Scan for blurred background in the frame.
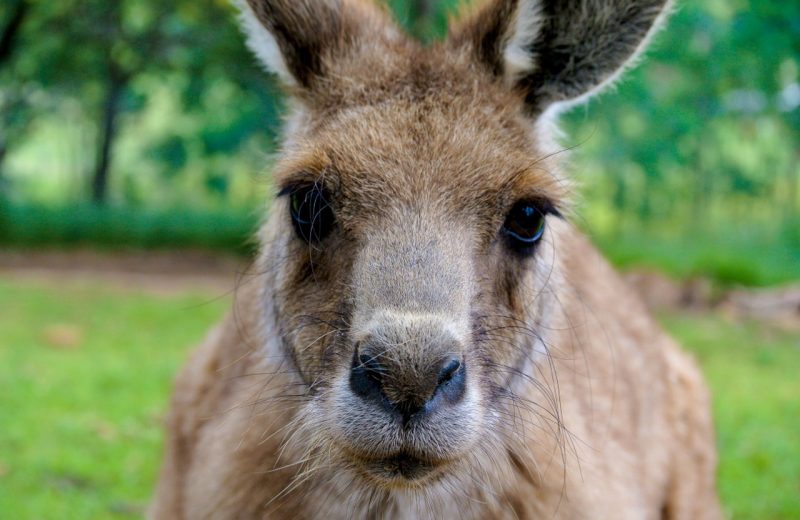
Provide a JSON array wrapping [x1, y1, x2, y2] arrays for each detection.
[[0, 0, 797, 518]]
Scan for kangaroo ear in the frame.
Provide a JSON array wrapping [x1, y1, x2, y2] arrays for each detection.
[[237, 0, 400, 90], [449, 0, 671, 114]]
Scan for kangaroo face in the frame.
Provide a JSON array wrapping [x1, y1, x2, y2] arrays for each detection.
[[263, 71, 566, 484], [242, 0, 669, 488]]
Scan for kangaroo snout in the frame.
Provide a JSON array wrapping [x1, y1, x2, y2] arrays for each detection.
[[350, 317, 467, 425]]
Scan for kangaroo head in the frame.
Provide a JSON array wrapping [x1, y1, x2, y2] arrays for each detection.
[[240, 0, 669, 488]]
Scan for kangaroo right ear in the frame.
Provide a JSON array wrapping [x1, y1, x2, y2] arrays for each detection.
[[449, 0, 671, 114], [237, 0, 401, 91]]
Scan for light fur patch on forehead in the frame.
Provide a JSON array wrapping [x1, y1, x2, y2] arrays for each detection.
[[271, 107, 572, 216], [272, 147, 335, 190]]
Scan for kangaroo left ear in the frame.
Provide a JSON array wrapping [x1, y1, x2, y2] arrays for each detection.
[[448, 0, 671, 114], [237, 0, 402, 93]]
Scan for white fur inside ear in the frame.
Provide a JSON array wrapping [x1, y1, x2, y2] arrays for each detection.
[[502, 0, 543, 81], [235, 0, 297, 86]]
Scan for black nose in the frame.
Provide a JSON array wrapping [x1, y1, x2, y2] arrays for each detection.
[[350, 351, 466, 424]]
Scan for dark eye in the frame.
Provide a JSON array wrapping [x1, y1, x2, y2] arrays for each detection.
[[502, 201, 546, 251], [287, 184, 335, 243]]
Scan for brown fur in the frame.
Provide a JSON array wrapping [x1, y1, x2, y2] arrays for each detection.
[[151, 1, 722, 518]]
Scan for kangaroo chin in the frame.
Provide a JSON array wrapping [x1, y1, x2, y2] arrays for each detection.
[[150, 1, 723, 518]]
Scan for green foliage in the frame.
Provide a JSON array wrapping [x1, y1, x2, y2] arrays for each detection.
[[1, 0, 281, 203], [0, 280, 798, 518], [0, 202, 258, 254], [386, 0, 461, 41], [0, 0, 797, 286], [593, 225, 800, 287], [564, 1, 800, 245]]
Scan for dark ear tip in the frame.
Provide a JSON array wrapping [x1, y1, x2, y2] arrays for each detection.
[[448, 0, 671, 112]]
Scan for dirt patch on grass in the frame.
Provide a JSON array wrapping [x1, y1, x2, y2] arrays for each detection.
[[0, 248, 251, 296], [625, 269, 800, 330], [1, 249, 797, 328]]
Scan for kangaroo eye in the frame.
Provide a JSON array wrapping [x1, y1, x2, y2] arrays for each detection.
[[287, 184, 335, 243], [502, 201, 546, 251]]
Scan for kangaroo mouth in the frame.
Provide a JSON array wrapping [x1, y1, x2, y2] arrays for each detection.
[[351, 450, 448, 484]]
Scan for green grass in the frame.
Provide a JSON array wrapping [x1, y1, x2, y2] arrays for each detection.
[[0, 278, 798, 518], [660, 313, 800, 519], [0, 278, 228, 518]]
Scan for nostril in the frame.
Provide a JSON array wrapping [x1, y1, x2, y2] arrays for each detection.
[[350, 350, 385, 399], [437, 357, 461, 385], [358, 354, 384, 383], [435, 356, 466, 406]]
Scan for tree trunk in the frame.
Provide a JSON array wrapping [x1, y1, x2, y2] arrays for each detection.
[[612, 174, 627, 233], [789, 152, 799, 215], [409, 0, 432, 41], [91, 68, 125, 203], [0, 0, 29, 188], [0, 0, 28, 66], [0, 141, 7, 194]]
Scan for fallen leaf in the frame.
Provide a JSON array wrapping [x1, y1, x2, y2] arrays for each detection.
[[42, 324, 83, 350]]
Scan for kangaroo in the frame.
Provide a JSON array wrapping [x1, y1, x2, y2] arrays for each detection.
[[151, 0, 722, 518]]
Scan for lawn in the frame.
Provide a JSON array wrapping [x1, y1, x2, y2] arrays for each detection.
[[0, 277, 798, 519]]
